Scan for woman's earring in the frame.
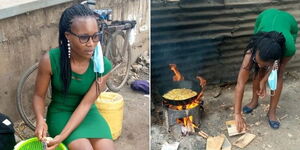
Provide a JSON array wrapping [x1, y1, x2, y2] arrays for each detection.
[[67, 40, 71, 59]]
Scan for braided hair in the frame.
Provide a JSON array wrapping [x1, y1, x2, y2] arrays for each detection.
[[244, 31, 285, 75], [58, 4, 96, 94]]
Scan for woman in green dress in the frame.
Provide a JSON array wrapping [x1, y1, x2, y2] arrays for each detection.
[[234, 8, 298, 131], [32, 4, 115, 150]]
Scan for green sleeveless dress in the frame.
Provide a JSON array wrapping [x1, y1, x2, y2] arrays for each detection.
[[46, 48, 112, 146], [254, 8, 298, 57]]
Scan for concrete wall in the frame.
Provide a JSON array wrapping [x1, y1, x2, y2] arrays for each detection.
[[0, 0, 149, 121]]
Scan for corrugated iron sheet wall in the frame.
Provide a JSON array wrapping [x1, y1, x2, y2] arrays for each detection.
[[151, 0, 300, 88]]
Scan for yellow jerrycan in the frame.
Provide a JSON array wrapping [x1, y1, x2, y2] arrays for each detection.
[[96, 92, 124, 140]]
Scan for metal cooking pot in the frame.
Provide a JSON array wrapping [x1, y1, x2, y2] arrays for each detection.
[[160, 79, 202, 106]]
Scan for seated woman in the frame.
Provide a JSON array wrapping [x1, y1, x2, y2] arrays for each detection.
[[234, 8, 298, 131], [32, 4, 115, 150]]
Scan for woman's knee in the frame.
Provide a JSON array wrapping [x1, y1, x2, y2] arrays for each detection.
[[68, 138, 93, 150], [90, 138, 115, 150]]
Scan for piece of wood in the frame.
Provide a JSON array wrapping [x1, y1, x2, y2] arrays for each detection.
[[225, 120, 246, 136], [200, 131, 209, 137], [233, 133, 256, 148], [280, 114, 288, 120], [206, 135, 225, 150], [221, 134, 231, 150], [198, 130, 209, 139], [198, 132, 208, 139]]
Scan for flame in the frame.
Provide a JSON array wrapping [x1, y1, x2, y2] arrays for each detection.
[[169, 64, 184, 81], [166, 64, 207, 111], [196, 76, 206, 89], [169, 76, 206, 110], [168, 98, 201, 110], [176, 116, 198, 133], [167, 91, 203, 110]]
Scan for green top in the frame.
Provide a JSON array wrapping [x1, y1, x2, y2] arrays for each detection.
[[254, 8, 298, 57]]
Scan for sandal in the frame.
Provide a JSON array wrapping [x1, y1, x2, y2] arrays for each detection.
[[242, 103, 259, 114], [267, 114, 280, 129]]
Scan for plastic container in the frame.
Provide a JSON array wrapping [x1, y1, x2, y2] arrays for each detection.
[[96, 92, 124, 140], [14, 137, 67, 150]]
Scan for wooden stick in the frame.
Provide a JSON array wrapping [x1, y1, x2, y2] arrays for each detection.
[[280, 114, 288, 120], [198, 130, 209, 138]]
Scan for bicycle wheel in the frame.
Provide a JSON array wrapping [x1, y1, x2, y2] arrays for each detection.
[[105, 30, 131, 92], [16, 63, 51, 130]]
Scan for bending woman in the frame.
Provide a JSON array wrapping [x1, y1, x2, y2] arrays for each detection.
[[32, 4, 115, 150], [234, 8, 298, 131]]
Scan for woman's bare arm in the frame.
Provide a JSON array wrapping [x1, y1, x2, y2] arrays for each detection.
[[234, 53, 251, 132], [234, 54, 251, 114], [32, 53, 52, 139]]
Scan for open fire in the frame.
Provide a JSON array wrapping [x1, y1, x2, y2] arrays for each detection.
[[164, 64, 206, 111], [176, 116, 198, 135], [162, 64, 206, 134], [170, 64, 184, 81]]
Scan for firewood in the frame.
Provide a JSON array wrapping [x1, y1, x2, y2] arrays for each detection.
[[221, 134, 232, 150], [206, 135, 225, 150], [225, 120, 246, 136], [233, 133, 256, 148], [198, 131, 209, 139]]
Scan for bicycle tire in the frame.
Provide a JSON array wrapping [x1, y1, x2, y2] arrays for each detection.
[[105, 30, 131, 92], [16, 63, 39, 130]]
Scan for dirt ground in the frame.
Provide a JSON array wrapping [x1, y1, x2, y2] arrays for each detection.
[[151, 71, 300, 150], [114, 84, 149, 150]]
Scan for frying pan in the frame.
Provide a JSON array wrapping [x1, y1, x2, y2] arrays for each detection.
[[160, 79, 202, 106]]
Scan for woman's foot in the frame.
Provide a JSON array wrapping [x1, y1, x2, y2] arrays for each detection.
[[243, 101, 259, 114], [267, 112, 280, 129]]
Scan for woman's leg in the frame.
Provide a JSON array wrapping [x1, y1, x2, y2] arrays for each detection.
[[68, 138, 93, 150], [90, 138, 115, 150], [268, 57, 292, 121]]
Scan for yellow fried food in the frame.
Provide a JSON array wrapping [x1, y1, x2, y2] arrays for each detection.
[[163, 88, 197, 100]]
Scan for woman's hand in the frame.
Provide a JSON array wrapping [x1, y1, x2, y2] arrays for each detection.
[[46, 135, 63, 150], [235, 114, 246, 132], [256, 80, 266, 98], [35, 120, 48, 141]]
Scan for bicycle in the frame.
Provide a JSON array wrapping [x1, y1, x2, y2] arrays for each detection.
[[16, 0, 136, 130]]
